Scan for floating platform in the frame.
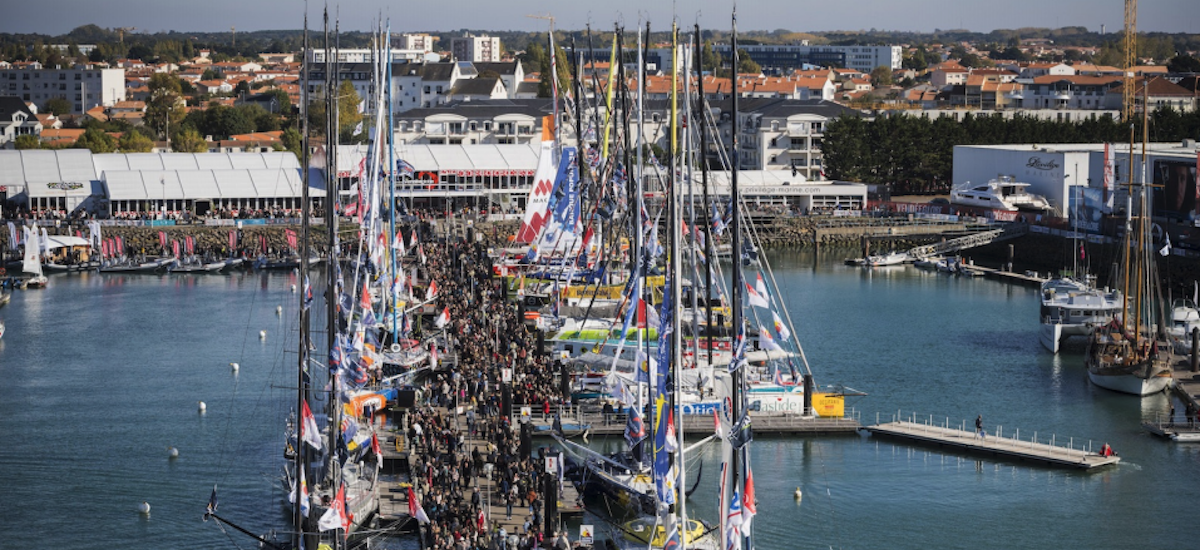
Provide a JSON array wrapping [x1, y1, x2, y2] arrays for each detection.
[[1142, 421, 1200, 442], [864, 420, 1119, 469], [527, 410, 860, 437]]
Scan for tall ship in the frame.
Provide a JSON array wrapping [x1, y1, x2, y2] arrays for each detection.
[[1082, 103, 1175, 396]]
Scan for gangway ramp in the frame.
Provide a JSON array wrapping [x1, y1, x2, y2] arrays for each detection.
[[908, 223, 1028, 260]]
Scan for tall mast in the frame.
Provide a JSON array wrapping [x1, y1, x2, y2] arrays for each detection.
[[294, 9, 311, 548], [324, 9, 342, 487], [386, 21, 398, 339], [669, 20, 688, 537], [695, 24, 713, 367], [728, 10, 750, 550]]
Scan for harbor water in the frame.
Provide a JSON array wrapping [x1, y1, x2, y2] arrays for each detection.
[[0, 252, 1197, 549]]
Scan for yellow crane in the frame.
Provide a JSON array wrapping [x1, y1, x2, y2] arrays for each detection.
[[1122, 0, 1137, 122]]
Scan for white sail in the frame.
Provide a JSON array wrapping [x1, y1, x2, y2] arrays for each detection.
[[23, 227, 42, 276]]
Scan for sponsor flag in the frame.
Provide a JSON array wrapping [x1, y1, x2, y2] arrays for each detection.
[[434, 306, 450, 329], [665, 409, 678, 453], [624, 404, 646, 447], [393, 229, 404, 250], [407, 486, 430, 523], [396, 159, 416, 177], [745, 282, 768, 309], [743, 467, 757, 531], [289, 465, 310, 517], [317, 482, 350, 535], [353, 121, 364, 136], [172, 240, 180, 258], [755, 273, 771, 305], [426, 280, 438, 301], [301, 400, 324, 450], [371, 432, 383, 470], [772, 311, 790, 342], [303, 276, 314, 310], [228, 230, 236, 252], [759, 325, 782, 351], [724, 489, 743, 550], [159, 231, 167, 249]]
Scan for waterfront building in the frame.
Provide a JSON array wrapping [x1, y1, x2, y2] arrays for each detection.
[[717, 98, 860, 177], [952, 141, 1200, 227], [306, 60, 523, 114], [394, 99, 553, 146], [0, 150, 316, 217], [0, 62, 126, 114]]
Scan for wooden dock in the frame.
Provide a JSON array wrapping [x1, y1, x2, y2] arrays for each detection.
[[864, 417, 1119, 469]]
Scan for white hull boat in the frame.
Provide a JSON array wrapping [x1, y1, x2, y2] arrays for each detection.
[[951, 175, 1053, 212]]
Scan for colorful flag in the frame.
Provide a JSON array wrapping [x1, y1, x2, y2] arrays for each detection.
[[303, 276, 313, 310], [743, 467, 757, 531], [396, 159, 416, 177], [371, 432, 383, 470], [772, 311, 790, 342], [745, 281, 769, 308], [755, 272, 771, 305], [407, 486, 430, 524], [624, 405, 646, 447], [426, 280, 438, 301], [434, 306, 450, 329], [289, 465, 310, 517], [317, 482, 349, 534], [665, 409, 678, 454], [301, 400, 324, 450], [759, 325, 782, 351]]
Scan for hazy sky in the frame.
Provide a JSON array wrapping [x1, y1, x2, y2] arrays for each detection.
[[3, 0, 1196, 36]]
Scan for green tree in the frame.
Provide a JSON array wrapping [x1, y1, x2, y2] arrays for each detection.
[[117, 131, 154, 152], [335, 80, 363, 143], [13, 134, 41, 150], [172, 127, 208, 152], [281, 126, 303, 160], [74, 127, 116, 153], [902, 47, 928, 70], [145, 73, 187, 140], [869, 65, 893, 87], [736, 49, 761, 75], [234, 80, 250, 95], [701, 41, 719, 73], [127, 43, 154, 61], [45, 96, 73, 116], [1167, 54, 1200, 73]]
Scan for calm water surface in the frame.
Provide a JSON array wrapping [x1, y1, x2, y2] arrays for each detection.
[[1, 252, 1198, 549]]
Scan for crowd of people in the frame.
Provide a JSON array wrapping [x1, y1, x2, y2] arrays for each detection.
[[399, 237, 576, 550]]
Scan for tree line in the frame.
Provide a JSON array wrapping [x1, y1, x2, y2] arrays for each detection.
[[823, 108, 1200, 195]]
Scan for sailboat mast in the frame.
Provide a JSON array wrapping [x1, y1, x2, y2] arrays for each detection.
[[669, 20, 691, 539], [386, 22, 398, 338], [294, 9, 311, 548], [325, 11, 342, 488], [1133, 80, 1150, 350], [695, 25, 714, 367], [729, 10, 752, 550]]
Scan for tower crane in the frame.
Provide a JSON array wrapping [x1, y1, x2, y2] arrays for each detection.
[[1122, 0, 1137, 122]]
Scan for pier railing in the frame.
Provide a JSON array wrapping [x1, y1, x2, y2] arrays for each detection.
[[877, 410, 1103, 456]]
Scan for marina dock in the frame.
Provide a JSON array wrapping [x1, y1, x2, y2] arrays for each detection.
[[525, 406, 861, 437], [864, 413, 1119, 469], [376, 406, 583, 533]]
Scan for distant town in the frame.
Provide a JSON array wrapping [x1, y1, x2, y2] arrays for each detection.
[[0, 24, 1197, 196]]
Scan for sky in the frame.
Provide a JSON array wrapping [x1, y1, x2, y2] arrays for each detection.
[[2, 0, 1197, 36]]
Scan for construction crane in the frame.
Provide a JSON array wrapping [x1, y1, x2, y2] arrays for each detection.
[[1122, 0, 1137, 122], [526, 13, 556, 34]]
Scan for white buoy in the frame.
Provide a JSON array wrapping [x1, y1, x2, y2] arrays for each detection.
[[138, 501, 151, 514], [168, 446, 179, 459], [290, 284, 296, 293], [276, 305, 283, 315], [794, 488, 803, 502], [198, 401, 206, 413], [230, 362, 239, 372], [259, 330, 267, 340]]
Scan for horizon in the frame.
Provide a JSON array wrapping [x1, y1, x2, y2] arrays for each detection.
[[2, 0, 1197, 37]]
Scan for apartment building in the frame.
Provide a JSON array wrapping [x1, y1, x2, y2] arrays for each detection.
[[713, 44, 902, 73], [0, 63, 126, 113], [451, 34, 502, 63], [718, 98, 860, 178]]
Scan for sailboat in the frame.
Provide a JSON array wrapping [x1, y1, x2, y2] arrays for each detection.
[[21, 226, 47, 288], [1082, 90, 1175, 396]]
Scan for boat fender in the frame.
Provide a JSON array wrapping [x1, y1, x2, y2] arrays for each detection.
[[391, 343, 402, 353]]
